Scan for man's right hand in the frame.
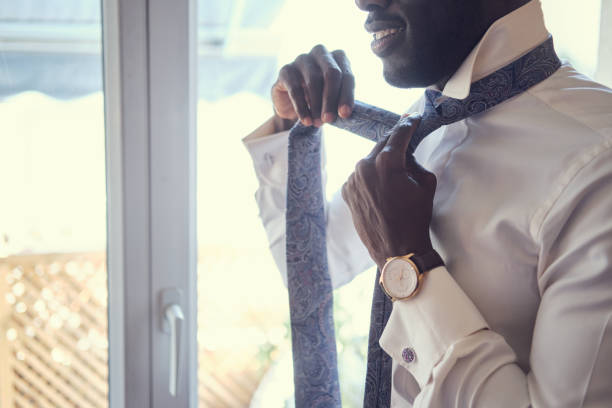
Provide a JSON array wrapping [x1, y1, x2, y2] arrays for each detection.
[[271, 44, 355, 132]]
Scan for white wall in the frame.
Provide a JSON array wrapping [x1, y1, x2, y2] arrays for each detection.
[[596, 0, 612, 87]]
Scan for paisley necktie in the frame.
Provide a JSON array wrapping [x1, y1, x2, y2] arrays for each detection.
[[285, 36, 561, 408]]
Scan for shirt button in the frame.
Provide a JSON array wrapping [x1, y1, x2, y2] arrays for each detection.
[[402, 347, 416, 364], [263, 153, 274, 166]]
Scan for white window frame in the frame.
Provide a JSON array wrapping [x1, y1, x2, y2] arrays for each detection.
[[103, 0, 198, 406]]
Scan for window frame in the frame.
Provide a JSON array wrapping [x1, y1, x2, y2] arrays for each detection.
[[103, 0, 198, 406]]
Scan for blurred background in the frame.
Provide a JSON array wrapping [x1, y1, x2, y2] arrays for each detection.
[[0, 0, 609, 407]]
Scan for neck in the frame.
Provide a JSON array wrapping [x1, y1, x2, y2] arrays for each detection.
[[435, 74, 452, 93], [434, 0, 532, 92]]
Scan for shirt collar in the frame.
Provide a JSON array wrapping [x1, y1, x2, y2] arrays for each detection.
[[439, 0, 551, 100]]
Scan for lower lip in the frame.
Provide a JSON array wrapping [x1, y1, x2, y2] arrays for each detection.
[[371, 30, 405, 57]]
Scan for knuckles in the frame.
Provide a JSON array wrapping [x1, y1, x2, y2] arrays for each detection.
[[274, 44, 355, 123], [331, 49, 346, 59], [341, 181, 349, 201], [279, 64, 299, 84], [280, 45, 354, 90], [374, 149, 396, 170], [305, 71, 323, 87], [311, 44, 327, 55], [294, 53, 311, 65], [278, 64, 292, 77], [342, 73, 355, 87], [323, 67, 342, 84], [355, 158, 372, 175], [342, 175, 358, 204]]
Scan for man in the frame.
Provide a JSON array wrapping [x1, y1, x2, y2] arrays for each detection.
[[244, 0, 612, 406]]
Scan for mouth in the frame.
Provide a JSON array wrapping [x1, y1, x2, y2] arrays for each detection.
[[370, 26, 405, 57], [372, 27, 404, 41]]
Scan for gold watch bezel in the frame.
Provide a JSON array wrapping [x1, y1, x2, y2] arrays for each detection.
[[379, 253, 424, 301]]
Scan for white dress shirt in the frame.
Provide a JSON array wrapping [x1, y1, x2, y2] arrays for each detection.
[[243, 1, 612, 406]]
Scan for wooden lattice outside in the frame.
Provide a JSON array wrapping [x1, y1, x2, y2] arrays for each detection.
[[0, 252, 274, 408]]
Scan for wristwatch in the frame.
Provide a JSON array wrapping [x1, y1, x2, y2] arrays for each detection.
[[379, 250, 444, 301]]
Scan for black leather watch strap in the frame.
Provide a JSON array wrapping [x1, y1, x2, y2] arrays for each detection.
[[411, 249, 444, 274]]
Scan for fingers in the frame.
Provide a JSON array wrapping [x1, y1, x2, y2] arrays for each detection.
[[331, 50, 355, 119], [358, 113, 435, 189], [341, 179, 350, 203], [274, 44, 355, 128], [310, 45, 341, 124], [382, 114, 422, 168], [341, 174, 356, 207], [405, 154, 437, 190], [294, 53, 324, 127], [277, 64, 312, 126], [365, 137, 388, 161]]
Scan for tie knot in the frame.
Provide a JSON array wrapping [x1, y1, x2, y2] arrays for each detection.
[[425, 88, 443, 107]]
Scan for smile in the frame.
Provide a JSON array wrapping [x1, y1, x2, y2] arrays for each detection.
[[372, 27, 404, 41], [370, 27, 405, 57]]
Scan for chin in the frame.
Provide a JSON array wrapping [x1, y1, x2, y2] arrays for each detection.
[[382, 53, 449, 89], [383, 63, 444, 88]]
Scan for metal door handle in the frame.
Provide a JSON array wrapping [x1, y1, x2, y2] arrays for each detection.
[[163, 303, 184, 396]]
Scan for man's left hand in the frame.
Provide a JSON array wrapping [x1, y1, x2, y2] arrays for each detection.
[[341, 115, 437, 269]]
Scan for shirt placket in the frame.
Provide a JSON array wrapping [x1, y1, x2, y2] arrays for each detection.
[[422, 120, 470, 180]]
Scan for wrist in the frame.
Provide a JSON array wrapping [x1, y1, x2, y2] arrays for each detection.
[[379, 249, 444, 301], [396, 240, 434, 260], [378, 240, 434, 269]]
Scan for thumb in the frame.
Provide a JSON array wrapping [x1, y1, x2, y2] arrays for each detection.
[[385, 113, 422, 167]]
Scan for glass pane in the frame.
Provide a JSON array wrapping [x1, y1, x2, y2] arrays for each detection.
[[0, 1, 108, 406], [196, 1, 420, 407]]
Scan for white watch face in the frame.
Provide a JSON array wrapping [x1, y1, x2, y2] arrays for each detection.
[[382, 258, 419, 299]]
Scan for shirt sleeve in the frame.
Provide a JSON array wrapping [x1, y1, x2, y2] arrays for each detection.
[[242, 118, 374, 289], [380, 142, 612, 407]]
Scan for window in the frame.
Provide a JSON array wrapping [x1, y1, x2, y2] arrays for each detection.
[[0, 1, 108, 406], [0, 0, 607, 407]]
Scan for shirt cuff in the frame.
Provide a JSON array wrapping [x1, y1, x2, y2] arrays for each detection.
[[379, 266, 489, 387], [242, 118, 290, 186], [243, 116, 278, 142]]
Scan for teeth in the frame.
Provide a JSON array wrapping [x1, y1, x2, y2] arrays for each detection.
[[373, 28, 402, 41]]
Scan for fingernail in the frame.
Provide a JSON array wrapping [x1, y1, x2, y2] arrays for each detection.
[[322, 112, 335, 123], [302, 117, 312, 126], [398, 112, 421, 127], [314, 118, 323, 128], [401, 111, 421, 121], [339, 105, 352, 118]]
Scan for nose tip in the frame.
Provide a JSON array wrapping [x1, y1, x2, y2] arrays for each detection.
[[355, 0, 390, 12]]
